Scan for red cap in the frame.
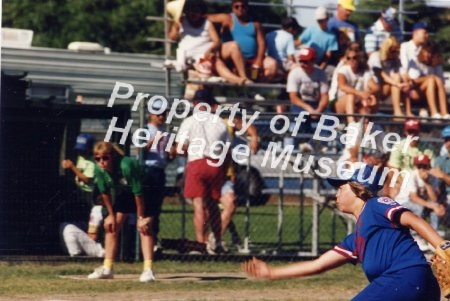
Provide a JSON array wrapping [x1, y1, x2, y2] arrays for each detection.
[[298, 47, 317, 61], [414, 154, 431, 166], [404, 119, 420, 131]]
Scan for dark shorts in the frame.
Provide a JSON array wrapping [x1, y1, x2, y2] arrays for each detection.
[[184, 158, 225, 200], [353, 265, 440, 301], [113, 190, 136, 214]]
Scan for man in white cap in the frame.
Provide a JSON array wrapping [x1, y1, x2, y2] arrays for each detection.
[[297, 6, 338, 70], [364, 7, 403, 55]]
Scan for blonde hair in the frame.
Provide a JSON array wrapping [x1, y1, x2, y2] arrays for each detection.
[[93, 141, 125, 157], [380, 36, 400, 62]]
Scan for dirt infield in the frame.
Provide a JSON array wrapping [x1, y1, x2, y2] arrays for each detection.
[[1, 272, 359, 301]]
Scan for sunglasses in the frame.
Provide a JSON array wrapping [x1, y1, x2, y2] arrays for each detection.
[[347, 56, 358, 60], [417, 164, 430, 169], [233, 4, 247, 9], [94, 155, 111, 162]]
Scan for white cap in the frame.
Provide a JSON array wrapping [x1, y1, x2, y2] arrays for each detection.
[[314, 6, 328, 20], [151, 99, 164, 110]]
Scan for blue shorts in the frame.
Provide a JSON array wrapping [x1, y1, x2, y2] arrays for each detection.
[[353, 265, 440, 301]]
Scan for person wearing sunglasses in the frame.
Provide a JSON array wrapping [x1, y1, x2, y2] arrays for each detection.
[[168, 0, 252, 86], [208, 0, 277, 82], [386, 119, 435, 198], [88, 142, 156, 282]]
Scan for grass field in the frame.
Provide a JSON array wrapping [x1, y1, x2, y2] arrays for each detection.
[[0, 260, 368, 300]]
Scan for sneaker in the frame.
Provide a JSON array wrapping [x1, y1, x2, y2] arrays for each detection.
[[299, 142, 313, 153], [432, 113, 442, 119], [419, 108, 429, 118], [443, 114, 450, 120], [139, 268, 155, 283], [88, 266, 113, 279], [254, 93, 265, 101]]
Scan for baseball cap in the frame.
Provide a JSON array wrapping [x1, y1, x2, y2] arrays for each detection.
[[413, 154, 431, 166], [327, 164, 384, 193], [363, 147, 388, 160], [404, 119, 420, 131], [412, 21, 428, 32], [315, 6, 328, 20], [338, 0, 355, 11], [74, 133, 95, 152], [298, 47, 317, 61], [382, 7, 396, 22], [151, 99, 165, 111], [442, 125, 450, 139], [193, 89, 217, 105]]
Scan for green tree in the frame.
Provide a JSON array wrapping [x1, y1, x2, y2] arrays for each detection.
[[2, 0, 165, 53]]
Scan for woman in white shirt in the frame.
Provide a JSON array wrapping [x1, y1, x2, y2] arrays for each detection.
[[368, 36, 412, 118], [169, 0, 251, 85], [334, 48, 379, 124]]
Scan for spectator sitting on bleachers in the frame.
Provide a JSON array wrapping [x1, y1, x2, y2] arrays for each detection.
[[297, 6, 338, 71], [327, 0, 360, 66], [265, 17, 301, 75], [334, 48, 379, 124], [386, 119, 435, 198], [169, 0, 252, 85], [328, 41, 361, 102], [364, 7, 403, 56], [337, 109, 386, 165], [368, 36, 412, 118], [407, 41, 449, 120], [394, 155, 445, 251], [399, 21, 429, 112], [208, 0, 277, 82], [286, 47, 329, 152]]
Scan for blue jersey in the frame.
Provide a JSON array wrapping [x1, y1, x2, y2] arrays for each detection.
[[333, 196, 428, 282]]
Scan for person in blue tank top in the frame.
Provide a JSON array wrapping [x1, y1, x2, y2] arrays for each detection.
[[243, 164, 445, 301], [208, 0, 277, 82]]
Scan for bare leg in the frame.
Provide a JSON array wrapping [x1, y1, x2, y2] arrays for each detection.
[[435, 75, 448, 115], [220, 41, 248, 79], [390, 74, 403, 116], [215, 57, 247, 84], [206, 199, 222, 244], [220, 191, 237, 237], [192, 197, 207, 243], [140, 231, 154, 262], [103, 213, 127, 260], [335, 94, 357, 124], [420, 76, 439, 116]]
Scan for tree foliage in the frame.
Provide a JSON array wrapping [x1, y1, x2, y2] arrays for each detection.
[[2, 0, 165, 53]]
